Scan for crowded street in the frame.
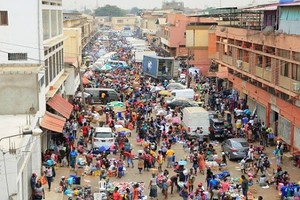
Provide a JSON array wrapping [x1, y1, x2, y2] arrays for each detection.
[[39, 31, 300, 200]]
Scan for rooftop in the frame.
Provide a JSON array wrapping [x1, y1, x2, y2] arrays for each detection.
[[0, 64, 41, 74]]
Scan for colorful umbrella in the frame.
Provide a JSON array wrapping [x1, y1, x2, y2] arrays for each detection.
[[98, 145, 110, 152], [116, 127, 130, 132], [107, 101, 125, 108], [172, 117, 181, 124], [100, 64, 112, 71], [159, 90, 172, 96], [178, 160, 187, 166]]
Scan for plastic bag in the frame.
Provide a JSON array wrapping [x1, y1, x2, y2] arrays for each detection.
[[40, 176, 47, 185]]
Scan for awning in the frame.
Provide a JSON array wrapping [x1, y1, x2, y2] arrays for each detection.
[[47, 94, 73, 118], [46, 72, 69, 98], [40, 112, 66, 133]]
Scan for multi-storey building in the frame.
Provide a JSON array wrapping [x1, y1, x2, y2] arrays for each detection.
[[0, 0, 72, 199], [213, 2, 300, 151], [111, 16, 138, 31], [63, 12, 99, 99]]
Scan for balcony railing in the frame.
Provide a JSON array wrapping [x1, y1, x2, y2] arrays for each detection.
[[222, 55, 233, 65], [279, 76, 300, 93]]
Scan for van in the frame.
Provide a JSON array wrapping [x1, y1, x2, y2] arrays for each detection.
[[107, 59, 130, 69], [171, 89, 195, 99], [92, 127, 114, 148], [182, 107, 210, 140], [84, 88, 120, 104]]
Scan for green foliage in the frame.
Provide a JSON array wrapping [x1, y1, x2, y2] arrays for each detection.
[[94, 5, 127, 17], [129, 7, 142, 15]]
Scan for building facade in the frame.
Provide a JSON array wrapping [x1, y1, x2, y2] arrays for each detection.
[[213, 3, 300, 151], [0, 0, 71, 199], [111, 16, 138, 31]]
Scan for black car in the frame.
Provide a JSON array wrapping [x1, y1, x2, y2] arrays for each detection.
[[166, 98, 199, 109], [209, 118, 226, 139]]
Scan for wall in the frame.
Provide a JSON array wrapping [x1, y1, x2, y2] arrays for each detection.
[[0, 73, 39, 114], [111, 17, 137, 30], [63, 28, 82, 58], [0, 0, 43, 64]]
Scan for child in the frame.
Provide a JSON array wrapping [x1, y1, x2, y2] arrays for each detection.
[[240, 158, 246, 174], [222, 152, 227, 165], [188, 168, 195, 193]]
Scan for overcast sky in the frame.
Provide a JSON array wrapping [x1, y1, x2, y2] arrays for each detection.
[[63, 0, 277, 10]]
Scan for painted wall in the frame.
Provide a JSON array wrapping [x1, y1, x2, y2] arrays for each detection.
[[0, 0, 43, 64], [0, 73, 39, 114]]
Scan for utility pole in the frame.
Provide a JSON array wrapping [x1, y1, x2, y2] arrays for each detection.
[[78, 59, 87, 112]]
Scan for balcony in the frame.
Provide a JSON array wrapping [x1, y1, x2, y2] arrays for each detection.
[[279, 76, 300, 93], [222, 55, 233, 65], [242, 62, 250, 72], [255, 66, 271, 82], [263, 69, 271, 82]]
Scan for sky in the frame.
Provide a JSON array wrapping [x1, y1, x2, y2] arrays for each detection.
[[63, 0, 277, 10]]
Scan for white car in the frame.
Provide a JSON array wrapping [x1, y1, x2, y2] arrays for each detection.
[[92, 127, 114, 148]]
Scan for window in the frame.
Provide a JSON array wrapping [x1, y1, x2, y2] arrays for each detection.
[[0, 11, 8, 25], [8, 53, 27, 60], [281, 62, 289, 77], [256, 55, 263, 67], [292, 64, 300, 81]]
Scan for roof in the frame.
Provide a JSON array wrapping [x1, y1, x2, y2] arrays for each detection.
[[144, 55, 174, 60], [0, 115, 33, 150], [40, 112, 66, 133], [183, 107, 207, 113], [47, 94, 73, 118], [246, 4, 278, 11]]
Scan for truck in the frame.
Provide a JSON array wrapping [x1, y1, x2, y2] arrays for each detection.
[[135, 51, 157, 63], [142, 55, 179, 80], [182, 107, 210, 140]]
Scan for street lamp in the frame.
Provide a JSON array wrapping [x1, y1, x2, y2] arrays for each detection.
[[0, 127, 43, 146]]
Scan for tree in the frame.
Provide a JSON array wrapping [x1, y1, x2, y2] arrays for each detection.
[[129, 7, 141, 15], [94, 5, 126, 17]]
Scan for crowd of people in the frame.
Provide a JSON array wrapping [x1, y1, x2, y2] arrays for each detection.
[[29, 31, 300, 200]]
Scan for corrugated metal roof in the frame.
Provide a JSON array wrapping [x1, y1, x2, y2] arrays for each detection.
[[47, 95, 73, 118], [40, 112, 66, 133]]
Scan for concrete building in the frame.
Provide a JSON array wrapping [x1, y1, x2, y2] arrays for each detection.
[[162, 0, 184, 11], [63, 12, 99, 98], [213, 2, 300, 151], [0, 0, 70, 199], [111, 16, 138, 31], [185, 17, 218, 75]]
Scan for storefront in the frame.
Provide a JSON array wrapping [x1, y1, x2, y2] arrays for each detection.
[[294, 126, 300, 150], [278, 116, 292, 145]]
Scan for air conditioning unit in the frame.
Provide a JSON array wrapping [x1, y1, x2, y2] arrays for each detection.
[[293, 82, 300, 91], [236, 60, 243, 68]]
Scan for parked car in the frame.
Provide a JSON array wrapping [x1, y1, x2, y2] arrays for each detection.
[[208, 111, 219, 120], [92, 127, 115, 148], [166, 98, 199, 109], [221, 138, 249, 160]]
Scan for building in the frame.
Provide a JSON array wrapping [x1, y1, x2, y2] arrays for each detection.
[[0, 0, 71, 199], [158, 13, 188, 58], [97, 16, 111, 28], [162, 0, 184, 11], [213, 2, 300, 151], [111, 16, 138, 31], [185, 17, 218, 75], [63, 12, 99, 98]]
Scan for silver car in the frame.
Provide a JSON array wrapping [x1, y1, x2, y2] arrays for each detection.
[[221, 138, 249, 160]]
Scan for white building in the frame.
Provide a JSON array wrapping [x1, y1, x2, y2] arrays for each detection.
[[0, 0, 69, 199]]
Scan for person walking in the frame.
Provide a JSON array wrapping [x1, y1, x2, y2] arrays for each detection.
[[148, 173, 158, 200], [44, 166, 53, 191], [34, 180, 45, 200], [241, 175, 249, 200]]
